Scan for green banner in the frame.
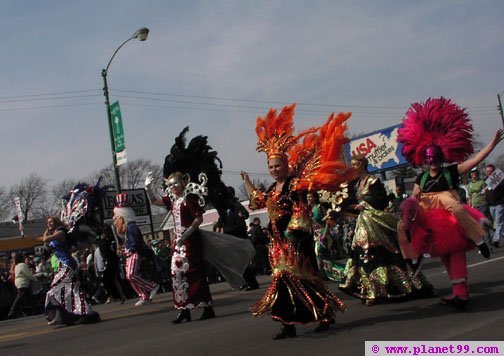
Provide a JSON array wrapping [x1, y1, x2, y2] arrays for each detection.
[[110, 101, 125, 152]]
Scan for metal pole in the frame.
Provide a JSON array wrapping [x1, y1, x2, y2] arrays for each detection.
[[102, 69, 122, 193], [100, 28, 149, 194], [498, 92, 504, 128]]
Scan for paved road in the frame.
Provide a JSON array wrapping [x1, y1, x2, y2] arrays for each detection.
[[1, 248, 503, 356]]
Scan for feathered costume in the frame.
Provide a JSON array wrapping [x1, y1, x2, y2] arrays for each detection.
[[163, 127, 231, 219], [160, 128, 255, 312], [397, 97, 473, 168], [338, 172, 436, 305], [45, 181, 105, 325], [397, 97, 485, 307], [249, 103, 354, 326]]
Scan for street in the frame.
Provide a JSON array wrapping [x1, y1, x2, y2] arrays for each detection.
[[1, 248, 503, 356]]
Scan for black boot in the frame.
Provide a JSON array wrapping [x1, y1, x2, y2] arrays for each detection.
[[440, 296, 469, 311], [314, 317, 335, 333], [198, 306, 215, 320], [172, 309, 191, 324], [273, 323, 297, 340], [477, 242, 491, 259]]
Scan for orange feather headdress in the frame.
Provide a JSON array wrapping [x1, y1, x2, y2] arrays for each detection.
[[255, 103, 297, 160], [255, 103, 357, 192]]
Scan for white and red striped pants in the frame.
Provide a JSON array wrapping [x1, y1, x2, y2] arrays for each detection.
[[125, 252, 156, 301]]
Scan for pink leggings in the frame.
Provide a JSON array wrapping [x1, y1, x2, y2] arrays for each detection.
[[439, 251, 468, 298]]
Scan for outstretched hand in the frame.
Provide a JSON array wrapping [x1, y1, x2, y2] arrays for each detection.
[[145, 172, 154, 189], [491, 128, 504, 148], [240, 171, 250, 183]]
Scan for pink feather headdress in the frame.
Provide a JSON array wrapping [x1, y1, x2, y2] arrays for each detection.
[[397, 97, 473, 167]]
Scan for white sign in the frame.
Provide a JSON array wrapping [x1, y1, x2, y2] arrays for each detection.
[[485, 168, 504, 190], [13, 196, 24, 237], [116, 149, 128, 166], [13, 197, 23, 223], [102, 189, 152, 226]]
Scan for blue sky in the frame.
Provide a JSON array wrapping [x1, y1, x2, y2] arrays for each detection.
[[1, 0, 503, 192]]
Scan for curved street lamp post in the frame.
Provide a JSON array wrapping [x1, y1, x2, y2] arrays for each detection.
[[102, 27, 149, 193]]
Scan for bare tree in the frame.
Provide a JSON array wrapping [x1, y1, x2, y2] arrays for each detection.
[[9, 173, 48, 221], [91, 159, 163, 191], [472, 133, 485, 153], [0, 186, 12, 222], [36, 178, 82, 218], [238, 177, 271, 200], [90, 166, 116, 190], [121, 158, 163, 190]]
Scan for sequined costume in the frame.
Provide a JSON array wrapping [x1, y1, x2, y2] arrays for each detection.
[[339, 175, 434, 304], [249, 177, 346, 325], [163, 194, 213, 310], [45, 227, 100, 324], [312, 204, 345, 282]]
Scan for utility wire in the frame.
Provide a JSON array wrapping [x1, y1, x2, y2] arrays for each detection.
[[0, 88, 499, 118]]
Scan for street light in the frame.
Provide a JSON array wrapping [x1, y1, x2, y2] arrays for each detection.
[[102, 27, 149, 193]]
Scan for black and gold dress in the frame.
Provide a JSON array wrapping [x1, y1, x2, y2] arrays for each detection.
[[249, 177, 346, 325], [339, 175, 434, 304]]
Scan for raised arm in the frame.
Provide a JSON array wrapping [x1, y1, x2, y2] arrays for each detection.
[[241, 171, 257, 196], [458, 129, 504, 175], [144, 171, 165, 206]]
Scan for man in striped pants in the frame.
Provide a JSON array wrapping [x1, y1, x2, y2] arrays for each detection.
[[113, 193, 159, 306]]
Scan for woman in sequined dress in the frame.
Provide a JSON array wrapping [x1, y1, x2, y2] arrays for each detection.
[[147, 171, 215, 323], [339, 156, 435, 305], [242, 158, 346, 339], [36, 216, 100, 325]]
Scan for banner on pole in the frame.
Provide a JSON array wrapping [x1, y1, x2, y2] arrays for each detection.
[[13, 197, 24, 237], [111, 101, 128, 166]]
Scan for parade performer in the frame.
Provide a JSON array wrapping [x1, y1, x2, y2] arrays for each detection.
[[113, 193, 159, 306], [242, 103, 354, 339], [307, 191, 345, 282], [338, 155, 435, 305], [39, 216, 101, 325], [397, 97, 504, 309], [145, 128, 255, 324], [35, 182, 105, 325]]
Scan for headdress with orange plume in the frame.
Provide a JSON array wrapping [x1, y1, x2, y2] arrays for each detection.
[[256, 103, 296, 161], [290, 111, 357, 192], [255, 103, 357, 192]]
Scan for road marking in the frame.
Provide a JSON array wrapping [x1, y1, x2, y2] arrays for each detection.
[[467, 255, 504, 268], [440, 255, 504, 273], [0, 328, 55, 342]]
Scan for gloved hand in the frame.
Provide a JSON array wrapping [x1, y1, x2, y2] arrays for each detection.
[[177, 226, 196, 247], [144, 172, 154, 190]]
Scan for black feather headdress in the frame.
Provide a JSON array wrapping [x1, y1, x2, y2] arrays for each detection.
[[163, 127, 232, 218]]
